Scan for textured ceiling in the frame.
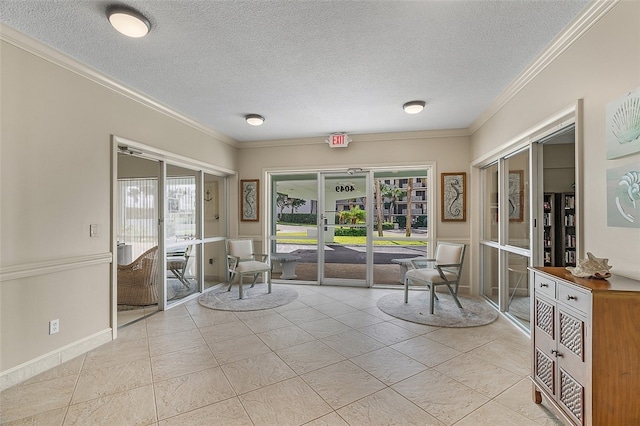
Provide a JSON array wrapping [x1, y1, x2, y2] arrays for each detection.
[[0, 1, 589, 143]]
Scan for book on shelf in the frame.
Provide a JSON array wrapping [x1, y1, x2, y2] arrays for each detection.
[[564, 194, 575, 209]]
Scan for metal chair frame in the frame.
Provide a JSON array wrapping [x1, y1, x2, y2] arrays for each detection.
[[226, 238, 271, 299], [403, 242, 466, 314]]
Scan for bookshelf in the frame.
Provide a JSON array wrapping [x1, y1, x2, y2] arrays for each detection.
[[561, 193, 576, 267], [542, 193, 554, 266], [543, 192, 577, 267]]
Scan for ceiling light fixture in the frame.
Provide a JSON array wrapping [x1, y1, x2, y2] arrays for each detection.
[[107, 6, 150, 38], [403, 100, 426, 114], [245, 114, 265, 126]]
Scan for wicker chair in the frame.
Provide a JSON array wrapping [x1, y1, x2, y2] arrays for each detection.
[[117, 246, 159, 306]]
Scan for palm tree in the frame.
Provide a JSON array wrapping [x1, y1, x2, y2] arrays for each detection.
[[375, 179, 384, 236], [405, 179, 413, 237], [382, 185, 406, 223]]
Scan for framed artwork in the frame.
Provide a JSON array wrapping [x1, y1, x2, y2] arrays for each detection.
[[508, 170, 524, 222], [606, 87, 640, 160], [606, 163, 640, 228], [240, 179, 259, 221], [441, 172, 466, 222]]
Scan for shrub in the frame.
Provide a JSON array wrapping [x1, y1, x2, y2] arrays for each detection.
[[278, 213, 317, 224], [334, 227, 367, 236]]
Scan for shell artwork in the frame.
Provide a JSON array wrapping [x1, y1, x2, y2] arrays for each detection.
[[566, 252, 613, 279], [611, 96, 640, 145], [616, 170, 640, 223]]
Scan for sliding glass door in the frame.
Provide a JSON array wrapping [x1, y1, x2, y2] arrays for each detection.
[[115, 140, 229, 327], [480, 147, 532, 329]]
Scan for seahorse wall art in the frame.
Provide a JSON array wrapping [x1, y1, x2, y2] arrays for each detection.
[[442, 173, 466, 221]]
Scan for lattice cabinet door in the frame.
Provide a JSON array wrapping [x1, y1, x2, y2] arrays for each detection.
[[533, 295, 556, 397], [557, 307, 587, 425]]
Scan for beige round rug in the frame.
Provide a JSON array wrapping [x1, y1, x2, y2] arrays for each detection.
[[377, 291, 498, 327], [199, 283, 298, 311]]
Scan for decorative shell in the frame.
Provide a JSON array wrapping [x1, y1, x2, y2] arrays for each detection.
[[611, 96, 640, 145], [566, 252, 612, 279]]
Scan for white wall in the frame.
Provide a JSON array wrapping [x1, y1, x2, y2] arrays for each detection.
[[470, 1, 640, 279], [0, 38, 237, 379]]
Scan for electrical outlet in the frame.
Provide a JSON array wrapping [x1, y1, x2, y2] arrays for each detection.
[[49, 319, 59, 335], [209, 258, 214, 265]]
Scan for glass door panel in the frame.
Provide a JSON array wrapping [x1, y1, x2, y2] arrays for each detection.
[[482, 244, 499, 305], [270, 174, 319, 283], [203, 173, 228, 290], [321, 173, 369, 285], [165, 165, 199, 306], [507, 149, 530, 248], [116, 153, 160, 326], [483, 163, 499, 242], [203, 240, 226, 290], [372, 172, 430, 286], [506, 251, 530, 327]]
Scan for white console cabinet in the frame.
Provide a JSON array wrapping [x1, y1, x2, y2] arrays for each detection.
[[530, 267, 640, 425]]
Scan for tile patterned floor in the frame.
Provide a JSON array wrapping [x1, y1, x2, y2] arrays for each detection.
[[0, 285, 563, 425]]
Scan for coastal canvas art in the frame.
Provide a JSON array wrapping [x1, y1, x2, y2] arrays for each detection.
[[606, 87, 640, 159], [606, 163, 640, 228]]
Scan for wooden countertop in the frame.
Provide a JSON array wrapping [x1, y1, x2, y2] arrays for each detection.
[[530, 266, 640, 293]]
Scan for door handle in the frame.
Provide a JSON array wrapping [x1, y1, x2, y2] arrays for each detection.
[[550, 349, 563, 357], [324, 217, 328, 231]]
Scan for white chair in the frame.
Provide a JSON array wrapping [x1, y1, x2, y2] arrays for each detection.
[[404, 242, 466, 314], [167, 245, 193, 288], [226, 239, 271, 299]]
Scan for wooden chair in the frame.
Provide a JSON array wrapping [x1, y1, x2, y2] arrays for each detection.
[[226, 239, 271, 299], [404, 242, 466, 314]]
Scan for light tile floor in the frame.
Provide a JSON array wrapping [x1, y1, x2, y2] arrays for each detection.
[[0, 284, 563, 425]]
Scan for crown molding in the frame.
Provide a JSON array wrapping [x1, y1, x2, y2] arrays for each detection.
[[468, 0, 620, 135], [238, 128, 470, 149], [0, 23, 239, 148]]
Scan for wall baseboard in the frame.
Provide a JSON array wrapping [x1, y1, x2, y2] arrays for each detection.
[[0, 328, 112, 391]]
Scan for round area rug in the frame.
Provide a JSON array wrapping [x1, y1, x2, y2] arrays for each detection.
[[377, 291, 498, 327], [198, 283, 298, 311]]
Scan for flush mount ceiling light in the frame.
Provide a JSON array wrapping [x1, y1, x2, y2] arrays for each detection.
[[107, 6, 150, 38], [245, 114, 265, 126], [403, 100, 426, 114]]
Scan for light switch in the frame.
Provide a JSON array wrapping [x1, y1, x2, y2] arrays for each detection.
[[90, 224, 98, 237]]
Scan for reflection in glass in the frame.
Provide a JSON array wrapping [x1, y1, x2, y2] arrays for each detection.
[[166, 243, 198, 304], [482, 245, 499, 305], [507, 149, 530, 248], [506, 251, 530, 328], [482, 164, 499, 242]]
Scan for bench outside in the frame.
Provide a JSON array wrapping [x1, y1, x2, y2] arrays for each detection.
[[271, 253, 302, 279]]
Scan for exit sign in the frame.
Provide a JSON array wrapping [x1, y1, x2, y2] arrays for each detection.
[[326, 133, 351, 148]]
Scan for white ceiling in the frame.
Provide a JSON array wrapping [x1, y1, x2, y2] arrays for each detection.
[[0, 0, 590, 143]]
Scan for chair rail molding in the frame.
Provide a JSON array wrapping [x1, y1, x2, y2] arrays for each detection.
[[0, 252, 112, 282]]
